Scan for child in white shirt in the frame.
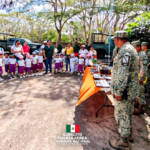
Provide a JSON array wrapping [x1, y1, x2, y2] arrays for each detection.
[[0, 52, 3, 81], [78, 55, 84, 76], [32, 52, 38, 76], [9, 54, 17, 79], [85, 53, 91, 69], [54, 54, 61, 74], [25, 53, 32, 77], [17, 55, 25, 78], [70, 54, 75, 74], [3, 53, 10, 77], [37, 51, 44, 76], [74, 54, 79, 72], [59, 53, 64, 72]]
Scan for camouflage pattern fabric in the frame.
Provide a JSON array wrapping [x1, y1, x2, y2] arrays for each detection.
[[114, 30, 128, 39], [111, 42, 139, 137], [112, 46, 119, 58], [146, 50, 150, 93], [137, 50, 147, 105], [141, 42, 148, 46], [113, 98, 134, 137], [138, 50, 147, 82]]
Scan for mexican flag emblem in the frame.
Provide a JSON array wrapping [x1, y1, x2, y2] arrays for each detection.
[[66, 125, 79, 133]]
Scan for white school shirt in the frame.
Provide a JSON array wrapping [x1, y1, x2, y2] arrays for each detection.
[[79, 49, 88, 58], [89, 50, 96, 56], [0, 58, 2, 66], [35, 55, 38, 59], [25, 58, 32, 68], [70, 58, 75, 65], [59, 57, 64, 62], [11, 45, 22, 58], [18, 60, 25, 67], [3, 58, 9, 65], [38, 55, 43, 63], [78, 58, 84, 65], [32, 57, 38, 64], [41, 44, 45, 49], [0, 47, 4, 55], [55, 58, 61, 63], [75, 57, 78, 64], [9, 58, 16, 65], [85, 58, 89, 66]]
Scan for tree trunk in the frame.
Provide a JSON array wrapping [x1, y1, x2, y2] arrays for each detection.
[[58, 31, 61, 43]]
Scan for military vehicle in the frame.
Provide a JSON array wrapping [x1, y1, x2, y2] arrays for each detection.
[[91, 33, 115, 58], [0, 33, 41, 54]]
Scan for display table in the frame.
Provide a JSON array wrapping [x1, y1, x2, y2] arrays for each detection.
[[76, 67, 114, 117]]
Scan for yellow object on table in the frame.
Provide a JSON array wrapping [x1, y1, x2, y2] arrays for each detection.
[[76, 67, 102, 106]]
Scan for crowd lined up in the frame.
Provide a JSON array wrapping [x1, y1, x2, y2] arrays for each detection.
[[0, 40, 98, 81]]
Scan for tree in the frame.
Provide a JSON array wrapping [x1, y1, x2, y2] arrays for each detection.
[[126, 12, 150, 45]]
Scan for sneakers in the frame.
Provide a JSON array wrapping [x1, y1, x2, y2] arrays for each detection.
[[9, 76, 12, 79], [23, 76, 25, 78], [32, 74, 34, 76], [35, 73, 38, 76], [7, 73, 10, 77], [81, 74, 83, 76], [13, 75, 16, 78], [20, 76, 22, 79], [0, 78, 3, 82], [77, 73, 80, 75], [38, 73, 43, 76]]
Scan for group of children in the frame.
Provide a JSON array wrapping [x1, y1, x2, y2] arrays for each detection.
[[0, 50, 44, 81], [0, 50, 97, 81], [53, 53, 97, 76]]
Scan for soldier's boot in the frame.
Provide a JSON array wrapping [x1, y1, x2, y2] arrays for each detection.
[[116, 128, 134, 143], [134, 101, 145, 115], [134, 100, 139, 108], [133, 99, 142, 115], [139, 105, 145, 114], [128, 129, 134, 143], [109, 137, 131, 150]]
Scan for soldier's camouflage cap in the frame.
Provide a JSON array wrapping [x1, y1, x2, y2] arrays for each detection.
[[131, 40, 141, 47], [141, 42, 148, 46], [114, 30, 128, 39]]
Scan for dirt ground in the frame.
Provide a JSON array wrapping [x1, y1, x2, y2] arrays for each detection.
[[0, 70, 150, 150]]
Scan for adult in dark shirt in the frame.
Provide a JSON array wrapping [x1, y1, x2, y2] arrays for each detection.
[[57, 43, 63, 54], [43, 41, 55, 74], [85, 41, 90, 51], [73, 42, 80, 55]]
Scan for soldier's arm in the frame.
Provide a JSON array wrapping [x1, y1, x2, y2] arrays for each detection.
[[114, 51, 131, 97], [140, 55, 147, 81]]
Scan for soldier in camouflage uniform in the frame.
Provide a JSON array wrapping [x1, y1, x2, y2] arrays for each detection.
[[109, 39, 120, 66], [109, 31, 139, 150], [141, 42, 150, 96], [131, 41, 148, 115]]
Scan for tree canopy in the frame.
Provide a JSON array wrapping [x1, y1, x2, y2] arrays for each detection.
[[0, 0, 150, 44]]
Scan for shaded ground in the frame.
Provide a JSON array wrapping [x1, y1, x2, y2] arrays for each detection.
[[0, 73, 83, 150]]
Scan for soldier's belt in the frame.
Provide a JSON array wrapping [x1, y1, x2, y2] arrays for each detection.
[[138, 74, 147, 84]]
